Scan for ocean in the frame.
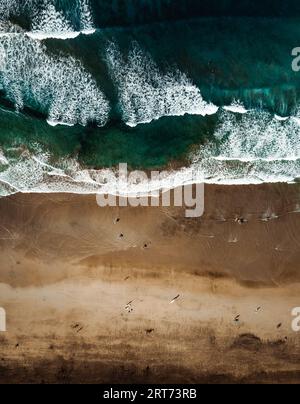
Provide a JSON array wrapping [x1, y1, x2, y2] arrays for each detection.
[[0, 0, 300, 195]]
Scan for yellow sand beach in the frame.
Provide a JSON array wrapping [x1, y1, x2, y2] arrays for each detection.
[[0, 184, 300, 383]]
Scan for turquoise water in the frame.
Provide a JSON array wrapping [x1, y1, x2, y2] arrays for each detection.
[[0, 1, 300, 194]]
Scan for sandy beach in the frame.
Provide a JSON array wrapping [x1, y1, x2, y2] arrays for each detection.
[[0, 183, 300, 383]]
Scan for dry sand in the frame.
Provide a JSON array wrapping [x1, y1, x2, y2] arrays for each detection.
[[0, 183, 300, 383]]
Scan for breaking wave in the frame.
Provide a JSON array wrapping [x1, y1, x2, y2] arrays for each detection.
[[0, 0, 95, 38], [0, 34, 110, 126], [106, 42, 218, 127], [214, 109, 300, 162]]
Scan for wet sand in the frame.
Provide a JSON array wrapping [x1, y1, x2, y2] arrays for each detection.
[[0, 183, 300, 383]]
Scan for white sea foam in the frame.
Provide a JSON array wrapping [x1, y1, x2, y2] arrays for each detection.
[[77, 0, 95, 32], [223, 101, 248, 114], [275, 114, 289, 121], [214, 110, 300, 162], [81, 28, 96, 35], [0, 34, 110, 126], [26, 28, 96, 41], [46, 119, 75, 127], [30, 3, 74, 38], [0, 0, 23, 19], [0, 148, 8, 165], [183, 109, 300, 185], [292, 117, 300, 125], [26, 31, 80, 40], [0, 0, 95, 40], [106, 42, 218, 127], [29, 0, 96, 40], [0, 20, 25, 36]]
